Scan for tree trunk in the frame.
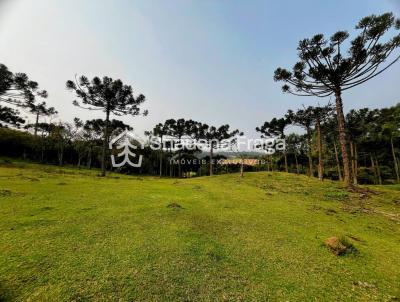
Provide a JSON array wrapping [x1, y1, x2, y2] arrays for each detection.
[[177, 137, 182, 178], [349, 140, 355, 183], [41, 144, 45, 162], [283, 150, 288, 173], [370, 154, 378, 184], [159, 137, 163, 178], [58, 144, 64, 166], [270, 156, 274, 172], [334, 90, 351, 186], [169, 149, 173, 177], [306, 127, 313, 177], [34, 112, 39, 136], [333, 140, 342, 181], [316, 119, 323, 181], [390, 136, 400, 183], [87, 146, 92, 169], [375, 156, 382, 185], [77, 156, 81, 169], [178, 151, 182, 178], [294, 152, 299, 175], [354, 143, 358, 185], [397, 158, 400, 179], [240, 158, 244, 177], [101, 110, 110, 177], [209, 145, 214, 176]]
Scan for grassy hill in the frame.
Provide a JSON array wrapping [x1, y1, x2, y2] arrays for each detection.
[[0, 162, 399, 301]]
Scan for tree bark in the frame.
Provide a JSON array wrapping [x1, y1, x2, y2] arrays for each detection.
[[334, 90, 351, 186], [101, 109, 110, 177], [333, 140, 342, 181], [306, 127, 313, 177], [390, 136, 400, 183], [316, 119, 323, 181]]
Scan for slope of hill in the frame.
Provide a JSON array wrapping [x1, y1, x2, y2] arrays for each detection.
[[0, 163, 399, 301]]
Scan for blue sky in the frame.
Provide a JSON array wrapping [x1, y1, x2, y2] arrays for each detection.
[[0, 0, 399, 137]]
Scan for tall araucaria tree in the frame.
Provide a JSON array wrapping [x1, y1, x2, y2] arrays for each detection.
[[274, 13, 400, 186], [66, 76, 147, 176]]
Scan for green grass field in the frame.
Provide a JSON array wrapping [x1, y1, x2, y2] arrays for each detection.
[[0, 162, 399, 301]]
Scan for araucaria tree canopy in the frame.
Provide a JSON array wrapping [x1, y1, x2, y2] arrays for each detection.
[[66, 76, 147, 176]]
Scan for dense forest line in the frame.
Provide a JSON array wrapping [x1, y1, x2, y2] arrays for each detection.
[[0, 101, 399, 184]]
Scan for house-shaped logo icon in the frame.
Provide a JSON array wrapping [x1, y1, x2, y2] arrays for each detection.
[[109, 130, 145, 168]]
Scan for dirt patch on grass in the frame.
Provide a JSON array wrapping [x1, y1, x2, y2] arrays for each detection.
[[167, 202, 184, 209], [325, 208, 338, 215]]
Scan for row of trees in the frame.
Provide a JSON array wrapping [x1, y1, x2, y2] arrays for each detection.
[[257, 103, 400, 185], [146, 119, 241, 177], [1, 99, 399, 184], [1, 13, 399, 185]]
